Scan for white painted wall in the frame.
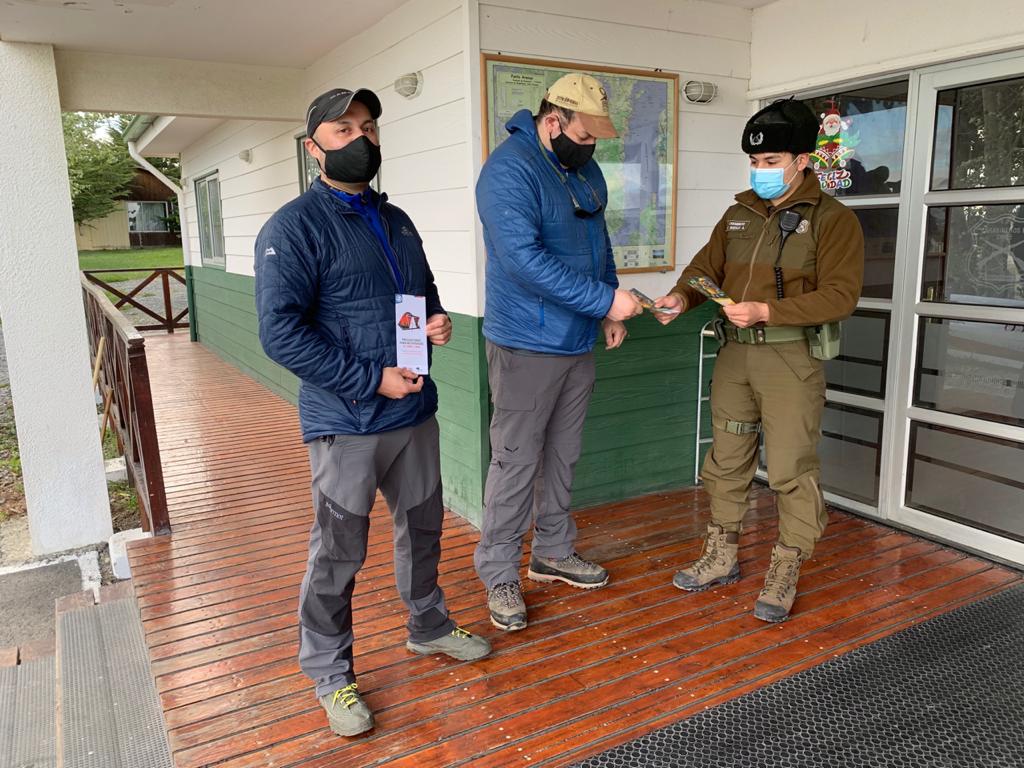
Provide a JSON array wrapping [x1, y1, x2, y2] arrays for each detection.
[[178, 0, 478, 315], [0, 42, 112, 554], [750, 0, 1024, 98], [477, 0, 753, 300]]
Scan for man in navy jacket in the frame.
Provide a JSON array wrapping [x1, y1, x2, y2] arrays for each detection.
[[255, 87, 489, 738], [474, 74, 641, 631]]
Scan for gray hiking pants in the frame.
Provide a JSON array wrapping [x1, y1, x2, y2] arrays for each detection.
[[474, 341, 595, 590], [298, 416, 454, 697]]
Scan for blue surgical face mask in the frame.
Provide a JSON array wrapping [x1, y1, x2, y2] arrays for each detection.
[[750, 159, 798, 200]]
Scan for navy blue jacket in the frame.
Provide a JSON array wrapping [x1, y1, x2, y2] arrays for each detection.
[[254, 179, 443, 441], [477, 109, 618, 355]]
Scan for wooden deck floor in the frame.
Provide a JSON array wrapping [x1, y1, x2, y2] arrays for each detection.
[[127, 334, 1022, 768]]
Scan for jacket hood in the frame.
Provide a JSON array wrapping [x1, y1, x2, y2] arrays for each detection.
[[505, 108, 540, 142]]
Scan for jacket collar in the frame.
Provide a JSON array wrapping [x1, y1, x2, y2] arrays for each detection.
[[735, 168, 822, 215], [313, 177, 388, 212]]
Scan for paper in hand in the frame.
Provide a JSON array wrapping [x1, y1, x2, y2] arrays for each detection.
[[686, 276, 735, 306], [629, 288, 680, 315]]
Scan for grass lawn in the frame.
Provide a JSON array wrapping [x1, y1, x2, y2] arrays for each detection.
[[79, 246, 184, 282]]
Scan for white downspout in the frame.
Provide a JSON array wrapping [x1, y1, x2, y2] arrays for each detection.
[[127, 141, 182, 196]]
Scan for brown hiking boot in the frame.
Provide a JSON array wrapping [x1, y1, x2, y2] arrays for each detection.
[[672, 523, 740, 591], [753, 544, 805, 623]]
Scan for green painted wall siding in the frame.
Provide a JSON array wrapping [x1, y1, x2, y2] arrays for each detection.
[[187, 266, 716, 526], [187, 266, 490, 524], [571, 304, 718, 509]]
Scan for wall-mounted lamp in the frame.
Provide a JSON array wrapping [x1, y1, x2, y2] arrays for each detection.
[[395, 71, 423, 99], [683, 80, 718, 104], [238, 149, 253, 163]]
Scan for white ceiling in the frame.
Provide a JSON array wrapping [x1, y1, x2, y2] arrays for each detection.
[[704, 0, 777, 6], [0, 0, 408, 68]]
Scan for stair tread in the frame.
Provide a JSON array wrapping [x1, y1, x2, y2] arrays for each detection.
[[58, 598, 173, 768], [0, 656, 57, 768]]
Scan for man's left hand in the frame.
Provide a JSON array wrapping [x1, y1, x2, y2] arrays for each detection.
[[602, 319, 628, 350], [426, 313, 452, 346], [722, 301, 770, 328]]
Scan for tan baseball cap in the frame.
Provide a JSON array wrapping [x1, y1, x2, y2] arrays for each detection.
[[544, 73, 618, 139]]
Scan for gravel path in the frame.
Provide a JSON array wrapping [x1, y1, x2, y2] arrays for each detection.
[[106, 278, 188, 330]]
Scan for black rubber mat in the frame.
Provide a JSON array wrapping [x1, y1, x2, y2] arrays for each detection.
[[573, 583, 1024, 768]]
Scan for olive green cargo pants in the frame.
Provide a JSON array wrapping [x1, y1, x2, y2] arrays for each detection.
[[702, 339, 828, 556]]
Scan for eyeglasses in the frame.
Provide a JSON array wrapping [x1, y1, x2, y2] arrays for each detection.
[[566, 176, 604, 219]]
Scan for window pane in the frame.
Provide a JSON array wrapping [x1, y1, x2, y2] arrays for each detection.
[[922, 205, 1024, 307], [932, 76, 1024, 191], [824, 310, 890, 398], [804, 81, 908, 197], [907, 422, 1024, 542], [914, 318, 1024, 428], [820, 404, 882, 506], [854, 207, 898, 299], [209, 178, 225, 266], [195, 178, 212, 264], [128, 201, 168, 232]]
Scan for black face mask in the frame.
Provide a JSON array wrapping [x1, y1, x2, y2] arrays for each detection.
[[550, 129, 595, 170], [314, 135, 381, 184]]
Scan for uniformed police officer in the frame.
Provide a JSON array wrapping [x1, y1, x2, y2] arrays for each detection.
[[654, 99, 864, 622]]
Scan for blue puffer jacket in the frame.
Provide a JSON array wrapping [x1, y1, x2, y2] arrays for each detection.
[[254, 179, 443, 441], [477, 109, 618, 355]]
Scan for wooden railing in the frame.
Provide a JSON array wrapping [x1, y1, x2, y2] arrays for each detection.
[[82, 268, 188, 333], [81, 276, 170, 535]]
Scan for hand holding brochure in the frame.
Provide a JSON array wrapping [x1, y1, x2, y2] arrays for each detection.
[[629, 288, 680, 315]]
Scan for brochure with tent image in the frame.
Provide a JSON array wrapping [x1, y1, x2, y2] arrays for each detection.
[[687, 276, 735, 306]]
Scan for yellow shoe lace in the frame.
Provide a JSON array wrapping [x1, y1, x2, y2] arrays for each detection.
[[331, 683, 360, 710], [452, 626, 472, 639]]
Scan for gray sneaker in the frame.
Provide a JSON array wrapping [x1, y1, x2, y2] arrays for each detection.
[[528, 552, 609, 589], [406, 626, 491, 660], [487, 581, 528, 631], [318, 683, 374, 737]]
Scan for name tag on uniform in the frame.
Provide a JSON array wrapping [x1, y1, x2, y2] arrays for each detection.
[[395, 294, 428, 375]]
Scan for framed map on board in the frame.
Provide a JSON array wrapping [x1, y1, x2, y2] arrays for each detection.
[[483, 54, 679, 274]]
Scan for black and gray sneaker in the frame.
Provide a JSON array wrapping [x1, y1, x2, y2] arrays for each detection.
[[528, 552, 609, 589], [318, 683, 374, 737], [487, 581, 527, 631]]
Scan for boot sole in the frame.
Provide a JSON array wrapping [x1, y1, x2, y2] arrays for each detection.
[[753, 606, 791, 624], [673, 571, 741, 592], [527, 569, 609, 589], [490, 615, 527, 631], [326, 716, 374, 737], [405, 641, 491, 660]]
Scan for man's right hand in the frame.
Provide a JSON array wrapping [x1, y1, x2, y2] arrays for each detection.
[[377, 367, 424, 399], [606, 288, 642, 322], [653, 293, 685, 325]]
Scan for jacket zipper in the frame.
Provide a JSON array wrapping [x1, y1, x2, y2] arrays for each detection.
[[740, 217, 771, 303], [538, 297, 545, 327]]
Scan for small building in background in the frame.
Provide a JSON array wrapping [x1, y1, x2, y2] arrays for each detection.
[[74, 167, 180, 250]]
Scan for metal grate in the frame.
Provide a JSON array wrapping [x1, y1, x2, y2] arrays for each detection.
[[574, 583, 1024, 768]]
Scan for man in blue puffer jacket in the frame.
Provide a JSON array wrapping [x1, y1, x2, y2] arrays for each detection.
[[474, 74, 642, 631], [255, 87, 489, 738]]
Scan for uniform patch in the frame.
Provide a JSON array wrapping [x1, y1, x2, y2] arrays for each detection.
[[400, 225, 414, 237], [264, 247, 276, 256], [727, 220, 749, 232], [749, 131, 764, 146], [796, 219, 810, 234]]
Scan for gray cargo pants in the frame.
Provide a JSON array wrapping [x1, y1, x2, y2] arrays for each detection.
[[474, 341, 596, 590], [298, 415, 454, 697]]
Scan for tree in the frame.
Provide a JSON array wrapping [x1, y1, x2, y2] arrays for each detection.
[[63, 112, 137, 225]]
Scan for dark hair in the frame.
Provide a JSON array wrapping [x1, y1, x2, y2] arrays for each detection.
[[536, 99, 575, 126]]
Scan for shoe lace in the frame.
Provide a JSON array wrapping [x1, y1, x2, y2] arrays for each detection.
[[492, 581, 522, 610], [452, 626, 472, 639], [559, 552, 594, 568], [331, 683, 360, 710], [689, 534, 723, 577], [763, 556, 801, 601]]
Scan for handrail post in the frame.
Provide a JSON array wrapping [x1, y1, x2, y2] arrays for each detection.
[[161, 269, 174, 334]]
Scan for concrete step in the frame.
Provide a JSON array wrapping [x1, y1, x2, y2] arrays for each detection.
[[0, 654, 57, 768], [55, 588, 172, 768]]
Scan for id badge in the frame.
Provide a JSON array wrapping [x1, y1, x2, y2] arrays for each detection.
[[395, 294, 429, 375]]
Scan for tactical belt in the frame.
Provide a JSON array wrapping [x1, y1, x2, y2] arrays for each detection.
[[723, 323, 805, 345]]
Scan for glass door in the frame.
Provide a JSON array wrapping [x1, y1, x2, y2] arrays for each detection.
[[887, 53, 1024, 565]]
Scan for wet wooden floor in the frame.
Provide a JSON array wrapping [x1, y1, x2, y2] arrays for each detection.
[[127, 333, 1022, 767]]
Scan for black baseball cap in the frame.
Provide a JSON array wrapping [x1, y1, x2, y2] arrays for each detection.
[[305, 88, 382, 138], [741, 98, 819, 155]]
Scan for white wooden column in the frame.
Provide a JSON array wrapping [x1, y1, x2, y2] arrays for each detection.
[[0, 42, 112, 554]]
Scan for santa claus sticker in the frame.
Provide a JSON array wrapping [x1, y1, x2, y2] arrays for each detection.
[[811, 99, 859, 192]]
